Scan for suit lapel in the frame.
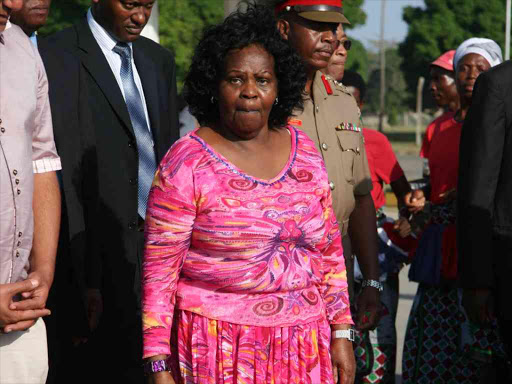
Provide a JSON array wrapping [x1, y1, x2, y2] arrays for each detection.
[[133, 42, 161, 157], [75, 19, 134, 138]]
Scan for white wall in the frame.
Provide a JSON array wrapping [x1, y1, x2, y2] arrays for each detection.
[[224, 0, 241, 18], [141, 1, 159, 43]]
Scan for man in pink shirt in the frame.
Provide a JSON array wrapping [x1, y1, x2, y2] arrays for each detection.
[[0, 0, 62, 382]]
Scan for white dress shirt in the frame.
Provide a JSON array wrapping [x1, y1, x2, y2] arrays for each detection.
[[87, 9, 152, 133]]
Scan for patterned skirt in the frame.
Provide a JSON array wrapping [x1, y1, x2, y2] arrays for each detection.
[[169, 310, 335, 384], [402, 284, 506, 384]]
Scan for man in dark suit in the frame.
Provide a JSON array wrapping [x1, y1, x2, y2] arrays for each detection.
[[457, 60, 512, 374], [43, 0, 180, 382]]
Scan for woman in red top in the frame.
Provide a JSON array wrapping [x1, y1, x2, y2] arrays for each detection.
[[402, 41, 506, 384]]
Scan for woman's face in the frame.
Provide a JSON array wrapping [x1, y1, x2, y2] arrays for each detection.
[[217, 44, 278, 139], [429, 66, 458, 109], [456, 53, 491, 103], [326, 24, 349, 81]]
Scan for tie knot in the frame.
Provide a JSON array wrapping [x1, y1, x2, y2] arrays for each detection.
[[113, 42, 131, 58]]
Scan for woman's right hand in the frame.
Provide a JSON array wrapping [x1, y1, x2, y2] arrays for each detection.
[[147, 371, 175, 384]]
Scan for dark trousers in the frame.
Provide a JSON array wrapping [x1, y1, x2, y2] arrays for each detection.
[[496, 319, 512, 383], [47, 230, 145, 384]]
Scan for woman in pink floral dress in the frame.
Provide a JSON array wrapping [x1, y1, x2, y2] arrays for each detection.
[[141, 4, 354, 384]]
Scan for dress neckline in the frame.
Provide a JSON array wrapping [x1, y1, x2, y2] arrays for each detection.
[[190, 126, 298, 186]]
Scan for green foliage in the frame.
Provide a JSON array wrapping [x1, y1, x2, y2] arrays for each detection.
[[159, 0, 224, 91], [345, 37, 368, 81], [365, 47, 409, 125], [39, 0, 89, 36], [342, 0, 366, 29], [400, 0, 508, 107]]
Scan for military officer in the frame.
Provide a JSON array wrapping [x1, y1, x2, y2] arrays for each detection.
[[274, 0, 382, 332]]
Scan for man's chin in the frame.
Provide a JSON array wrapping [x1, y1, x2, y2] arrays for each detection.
[[309, 57, 330, 72], [119, 33, 141, 43]]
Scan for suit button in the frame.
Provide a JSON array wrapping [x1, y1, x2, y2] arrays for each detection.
[[321, 143, 328, 151], [0, 127, 5, 133], [128, 221, 136, 230], [13, 170, 17, 176], [16, 251, 20, 258], [129, 178, 137, 185], [329, 181, 335, 191], [128, 141, 135, 148]]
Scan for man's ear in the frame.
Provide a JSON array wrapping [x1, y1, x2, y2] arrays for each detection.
[[277, 19, 290, 41]]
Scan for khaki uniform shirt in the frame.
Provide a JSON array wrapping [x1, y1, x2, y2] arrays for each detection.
[[291, 71, 372, 236]]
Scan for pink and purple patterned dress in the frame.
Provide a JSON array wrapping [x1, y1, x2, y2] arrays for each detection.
[[142, 126, 352, 383]]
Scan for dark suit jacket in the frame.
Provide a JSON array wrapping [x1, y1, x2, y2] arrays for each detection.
[[46, 18, 179, 327], [37, 37, 97, 383], [457, 60, 512, 319]]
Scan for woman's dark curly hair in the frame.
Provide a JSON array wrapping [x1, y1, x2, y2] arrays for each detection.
[[183, 2, 306, 129]]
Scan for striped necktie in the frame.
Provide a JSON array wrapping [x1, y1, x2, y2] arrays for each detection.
[[113, 42, 157, 219]]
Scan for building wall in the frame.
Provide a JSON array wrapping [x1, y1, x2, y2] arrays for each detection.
[[141, 1, 159, 43]]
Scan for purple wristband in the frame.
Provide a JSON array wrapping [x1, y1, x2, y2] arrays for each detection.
[[143, 357, 170, 376]]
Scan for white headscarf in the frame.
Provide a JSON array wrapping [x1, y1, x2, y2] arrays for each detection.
[[453, 38, 503, 71]]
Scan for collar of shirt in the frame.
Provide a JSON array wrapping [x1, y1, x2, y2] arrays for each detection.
[[0, 21, 12, 45], [30, 32, 37, 47], [87, 9, 133, 55], [86, 8, 152, 134]]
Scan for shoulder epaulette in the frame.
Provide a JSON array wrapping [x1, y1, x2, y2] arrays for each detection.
[[335, 81, 352, 95]]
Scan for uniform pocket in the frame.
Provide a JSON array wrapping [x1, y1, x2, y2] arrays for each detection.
[[335, 131, 361, 185]]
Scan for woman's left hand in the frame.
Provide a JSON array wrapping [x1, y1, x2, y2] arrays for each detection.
[[330, 338, 356, 384]]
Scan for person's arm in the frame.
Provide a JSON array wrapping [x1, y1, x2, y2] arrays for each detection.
[[317, 188, 355, 384], [372, 134, 411, 209], [348, 193, 380, 331], [390, 175, 412, 210], [31, 171, 60, 287], [142, 141, 197, 373], [348, 132, 381, 331], [457, 69, 507, 325]]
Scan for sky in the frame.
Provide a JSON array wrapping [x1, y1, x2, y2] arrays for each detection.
[[349, 0, 426, 50]]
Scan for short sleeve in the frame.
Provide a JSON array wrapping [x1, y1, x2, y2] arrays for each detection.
[[31, 46, 61, 173], [353, 132, 373, 196], [420, 122, 436, 159]]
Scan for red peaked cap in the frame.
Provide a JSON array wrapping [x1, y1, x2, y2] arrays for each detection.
[[431, 50, 456, 72], [275, 0, 349, 24]]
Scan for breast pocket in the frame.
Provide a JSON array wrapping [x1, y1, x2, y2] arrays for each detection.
[[335, 131, 361, 185]]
